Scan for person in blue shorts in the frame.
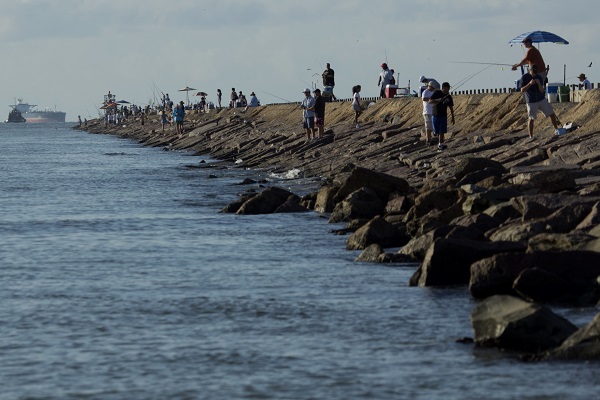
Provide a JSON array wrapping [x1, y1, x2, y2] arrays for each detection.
[[429, 82, 455, 150]]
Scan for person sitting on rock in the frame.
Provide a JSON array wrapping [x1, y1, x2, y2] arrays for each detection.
[[243, 92, 260, 112]]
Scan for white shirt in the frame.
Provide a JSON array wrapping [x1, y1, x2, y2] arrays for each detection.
[[422, 88, 433, 115], [353, 92, 361, 105], [380, 69, 393, 87]]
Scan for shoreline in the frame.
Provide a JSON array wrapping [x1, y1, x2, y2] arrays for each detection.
[[75, 91, 600, 360]]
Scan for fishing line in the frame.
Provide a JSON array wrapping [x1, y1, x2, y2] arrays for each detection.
[[260, 91, 296, 104], [451, 63, 499, 93]]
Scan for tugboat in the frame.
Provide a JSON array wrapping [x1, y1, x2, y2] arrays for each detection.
[[5, 107, 26, 123]]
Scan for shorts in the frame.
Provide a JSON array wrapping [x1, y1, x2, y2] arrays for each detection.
[[303, 117, 315, 129], [526, 98, 554, 119], [423, 114, 433, 130], [432, 115, 447, 135], [315, 117, 324, 127], [353, 103, 361, 112]]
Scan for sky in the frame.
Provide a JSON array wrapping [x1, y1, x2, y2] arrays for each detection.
[[1, 0, 598, 122]]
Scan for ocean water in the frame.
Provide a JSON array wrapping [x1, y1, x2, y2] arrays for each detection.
[[0, 123, 598, 400]]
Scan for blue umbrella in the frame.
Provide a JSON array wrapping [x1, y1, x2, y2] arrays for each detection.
[[508, 30, 569, 45]]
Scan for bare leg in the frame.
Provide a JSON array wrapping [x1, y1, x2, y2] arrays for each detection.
[[528, 119, 535, 138]]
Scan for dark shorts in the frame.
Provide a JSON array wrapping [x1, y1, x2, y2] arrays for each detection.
[[432, 116, 447, 135], [303, 117, 315, 129], [315, 117, 324, 127]]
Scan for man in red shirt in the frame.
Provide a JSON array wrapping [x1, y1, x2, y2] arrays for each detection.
[[512, 37, 547, 83]]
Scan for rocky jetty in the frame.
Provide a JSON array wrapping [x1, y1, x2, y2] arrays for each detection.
[[77, 89, 600, 360]]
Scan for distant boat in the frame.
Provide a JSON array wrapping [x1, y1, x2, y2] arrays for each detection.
[[5, 107, 26, 123], [9, 98, 66, 123]]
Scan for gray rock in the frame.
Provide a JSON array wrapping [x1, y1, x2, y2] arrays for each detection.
[[470, 253, 533, 299], [527, 232, 596, 252], [544, 312, 600, 360], [575, 201, 600, 230], [274, 195, 309, 213], [511, 168, 577, 193], [333, 167, 410, 204], [355, 243, 384, 262], [448, 157, 506, 181], [410, 238, 526, 287], [236, 186, 295, 214], [470, 295, 577, 352], [329, 187, 385, 223], [346, 216, 409, 250], [483, 202, 522, 221], [314, 185, 339, 213]]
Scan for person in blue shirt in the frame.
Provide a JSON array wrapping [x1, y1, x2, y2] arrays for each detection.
[[518, 64, 561, 141]]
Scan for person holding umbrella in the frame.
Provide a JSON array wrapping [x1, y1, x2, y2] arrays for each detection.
[[512, 37, 547, 83]]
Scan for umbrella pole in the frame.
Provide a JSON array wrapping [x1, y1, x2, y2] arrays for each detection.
[[564, 64, 566, 86]]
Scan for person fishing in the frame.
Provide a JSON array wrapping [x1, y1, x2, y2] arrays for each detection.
[[512, 37, 547, 84], [518, 64, 562, 141]]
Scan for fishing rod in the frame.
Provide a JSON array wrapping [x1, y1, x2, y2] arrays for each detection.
[[450, 61, 514, 67]]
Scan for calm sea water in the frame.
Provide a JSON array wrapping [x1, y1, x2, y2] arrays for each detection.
[[1, 123, 598, 400]]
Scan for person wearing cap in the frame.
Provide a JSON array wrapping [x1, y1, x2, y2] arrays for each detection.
[[378, 63, 394, 98], [243, 92, 260, 113], [419, 76, 440, 91], [310, 88, 326, 139], [301, 88, 316, 142], [322, 63, 337, 101], [578, 73, 591, 90], [518, 64, 562, 141], [421, 81, 436, 145], [512, 37, 547, 83]]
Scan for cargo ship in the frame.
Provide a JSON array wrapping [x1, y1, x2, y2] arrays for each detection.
[[9, 98, 66, 123]]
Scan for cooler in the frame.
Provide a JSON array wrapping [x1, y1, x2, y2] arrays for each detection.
[[546, 83, 560, 95], [558, 85, 570, 103], [385, 84, 398, 98]]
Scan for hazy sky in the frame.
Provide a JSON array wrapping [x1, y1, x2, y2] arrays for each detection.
[[1, 0, 597, 121]]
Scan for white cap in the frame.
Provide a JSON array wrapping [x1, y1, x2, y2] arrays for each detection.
[[303, 88, 311, 93]]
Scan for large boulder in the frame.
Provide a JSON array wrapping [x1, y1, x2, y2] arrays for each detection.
[[487, 220, 549, 242], [469, 251, 600, 305], [527, 232, 597, 252], [544, 312, 600, 360], [236, 186, 295, 214], [483, 202, 522, 221], [314, 185, 339, 213], [333, 167, 410, 204], [576, 201, 600, 230], [409, 238, 526, 287], [469, 253, 534, 299], [329, 187, 385, 223], [355, 243, 384, 262], [220, 192, 258, 213], [511, 169, 577, 193], [448, 157, 506, 181], [274, 195, 309, 213], [538, 203, 594, 233], [346, 216, 409, 250], [470, 295, 578, 352]]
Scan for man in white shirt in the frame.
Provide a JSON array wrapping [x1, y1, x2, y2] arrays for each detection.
[[421, 81, 435, 145]]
